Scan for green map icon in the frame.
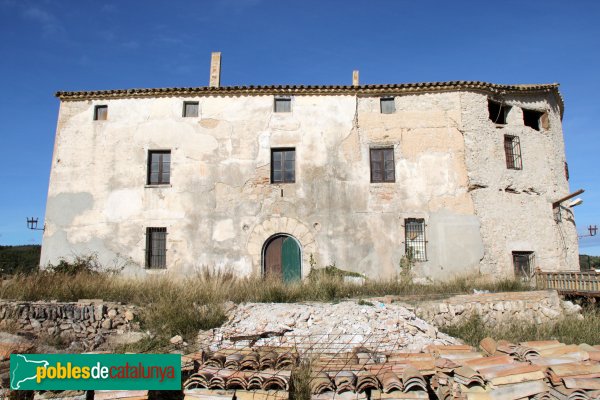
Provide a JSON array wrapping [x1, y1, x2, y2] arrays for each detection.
[[10, 354, 49, 390]]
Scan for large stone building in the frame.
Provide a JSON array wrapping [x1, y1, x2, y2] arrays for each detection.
[[40, 54, 580, 281]]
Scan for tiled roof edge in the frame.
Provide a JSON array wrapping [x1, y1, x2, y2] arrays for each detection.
[[55, 81, 564, 116]]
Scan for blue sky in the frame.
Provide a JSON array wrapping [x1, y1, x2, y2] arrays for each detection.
[[0, 0, 599, 255]]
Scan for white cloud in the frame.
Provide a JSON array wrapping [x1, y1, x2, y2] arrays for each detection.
[[22, 5, 65, 36]]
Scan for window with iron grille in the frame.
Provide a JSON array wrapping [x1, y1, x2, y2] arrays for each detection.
[[404, 218, 427, 261], [271, 148, 295, 183], [146, 227, 167, 268], [512, 251, 535, 278], [274, 97, 291, 113], [370, 147, 395, 182], [380, 97, 396, 114], [183, 101, 199, 117], [504, 135, 522, 170], [94, 105, 108, 121], [147, 150, 171, 185], [488, 100, 510, 124]]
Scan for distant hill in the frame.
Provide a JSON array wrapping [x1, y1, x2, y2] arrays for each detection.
[[580, 254, 600, 271], [0, 245, 41, 275]]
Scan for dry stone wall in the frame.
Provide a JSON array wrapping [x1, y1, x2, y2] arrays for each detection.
[[414, 290, 581, 327], [0, 300, 139, 341]]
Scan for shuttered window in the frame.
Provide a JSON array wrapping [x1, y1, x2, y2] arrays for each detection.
[[404, 218, 427, 262], [271, 148, 295, 183], [274, 97, 291, 113], [370, 148, 395, 182], [380, 97, 396, 114], [183, 101, 199, 117], [94, 105, 108, 121], [147, 150, 171, 185], [146, 227, 167, 269], [504, 135, 522, 170]]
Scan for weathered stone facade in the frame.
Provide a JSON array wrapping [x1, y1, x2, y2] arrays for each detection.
[[41, 80, 578, 280]]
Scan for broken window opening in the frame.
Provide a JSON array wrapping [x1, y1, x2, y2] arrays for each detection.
[[404, 218, 427, 262], [523, 109, 547, 131], [147, 150, 171, 185], [271, 148, 295, 183], [488, 100, 510, 124], [274, 97, 291, 113], [504, 135, 522, 170], [183, 101, 199, 117], [380, 97, 396, 114], [512, 251, 535, 279], [146, 227, 167, 268], [94, 105, 108, 121], [564, 161, 569, 181], [370, 147, 395, 182]]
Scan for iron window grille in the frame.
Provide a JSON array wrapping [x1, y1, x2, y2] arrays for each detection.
[[380, 97, 396, 114], [271, 148, 295, 183], [512, 251, 535, 279], [370, 147, 395, 182], [488, 100, 510, 124], [504, 135, 522, 170], [147, 150, 171, 185], [183, 101, 199, 117], [404, 218, 427, 261], [146, 227, 167, 269], [274, 97, 291, 113], [94, 105, 108, 121]]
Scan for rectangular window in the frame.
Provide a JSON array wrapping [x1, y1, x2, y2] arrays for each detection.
[[94, 105, 108, 121], [271, 148, 295, 183], [147, 150, 171, 185], [523, 109, 546, 131], [370, 147, 395, 182], [380, 97, 396, 114], [146, 227, 167, 269], [564, 161, 569, 181], [513, 251, 535, 278], [274, 97, 291, 113], [405, 218, 427, 262], [488, 100, 510, 124], [183, 101, 199, 117], [504, 135, 522, 170]]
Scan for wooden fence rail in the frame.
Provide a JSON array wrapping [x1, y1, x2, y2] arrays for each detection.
[[535, 269, 600, 296]]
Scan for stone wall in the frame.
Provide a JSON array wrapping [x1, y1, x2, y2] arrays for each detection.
[[0, 300, 139, 341], [414, 290, 581, 327]]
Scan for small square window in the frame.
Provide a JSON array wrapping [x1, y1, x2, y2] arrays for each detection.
[[380, 97, 396, 114], [370, 147, 395, 182], [488, 100, 510, 124], [504, 135, 522, 170], [271, 148, 295, 183], [94, 105, 108, 121], [146, 227, 167, 268], [405, 218, 427, 262], [523, 109, 547, 131], [274, 97, 291, 113], [513, 251, 535, 278], [147, 150, 171, 185], [183, 101, 199, 118]]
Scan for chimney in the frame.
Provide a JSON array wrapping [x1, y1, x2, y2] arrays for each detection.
[[209, 52, 221, 88], [352, 70, 359, 86]]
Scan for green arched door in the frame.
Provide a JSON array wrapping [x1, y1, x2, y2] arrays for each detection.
[[264, 235, 301, 283]]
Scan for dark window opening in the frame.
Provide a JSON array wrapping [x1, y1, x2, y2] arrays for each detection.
[[146, 227, 167, 268], [564, 161, 569, 181], [183, 101, 199, 117], [488, 100, 510, 124], [504, 135, 522, 170], [94, 105, 108, 121], [370, 147, 395, 182], [405, 218, 427, 262], [274, 97, 291, 113], [513, 251, 535, 278], [523, 109, 546, 131], [380, 97, 396, 114], [271, 148, 295, 183], [147, 150, 171, 185]]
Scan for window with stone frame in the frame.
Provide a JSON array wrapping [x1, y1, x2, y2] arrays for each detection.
[[147, 150, 171, 185], [271, 148, 295, 183]]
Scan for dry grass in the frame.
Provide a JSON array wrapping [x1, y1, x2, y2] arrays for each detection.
[[441, 307, 600, 346]]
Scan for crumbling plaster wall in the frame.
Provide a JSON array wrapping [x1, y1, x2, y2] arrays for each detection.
[[459, 91, 579, 277], [41, 89, 571, 280]]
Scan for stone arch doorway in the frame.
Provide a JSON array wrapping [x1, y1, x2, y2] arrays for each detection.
[[263, 234, 301, 283]]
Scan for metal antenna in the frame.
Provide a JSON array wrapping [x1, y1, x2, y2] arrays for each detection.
[[26, 217, 45, 231]]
